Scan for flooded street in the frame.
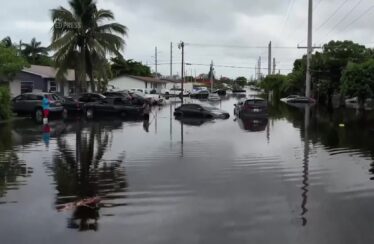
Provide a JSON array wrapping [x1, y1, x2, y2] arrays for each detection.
[[1, 95, 374, 244]]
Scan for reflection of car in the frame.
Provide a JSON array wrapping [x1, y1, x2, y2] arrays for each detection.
[[238, 117, 268, 132], [234, 98, 268, 118], [175, 117, 213, 126], [208, 93, 221, 101], [84, 98, 144, 119], [12, 92, 64, 123], [78, 93, 106, 103], [174, 104, 230, 119]]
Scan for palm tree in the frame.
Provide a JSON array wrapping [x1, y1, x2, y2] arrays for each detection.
[[21, 38, 49, 64], [1, 36, 13, 48], [50, 0, 127, 93]]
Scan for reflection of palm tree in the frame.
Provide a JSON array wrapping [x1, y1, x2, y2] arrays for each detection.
[[51, 121, 127, 231]]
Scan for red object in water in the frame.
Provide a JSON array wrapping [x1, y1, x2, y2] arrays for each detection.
[[57, 197, 102, 212]]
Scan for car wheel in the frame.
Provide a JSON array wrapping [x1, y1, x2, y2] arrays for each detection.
[[34, 108, 43, 123], [86, 108, 94, 119], [62, 108, 68, 120]]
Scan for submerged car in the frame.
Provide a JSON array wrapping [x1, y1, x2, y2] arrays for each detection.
[[234, 98, 268, 118], [174, 104, 230, 119], [12, 92, 64, 123], [280, 95, 315, 104], [55, 95, 84, 115], [84, 97, 144, 119], [190, 88, 209, 99]]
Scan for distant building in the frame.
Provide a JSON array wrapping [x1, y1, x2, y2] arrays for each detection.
[[162, 78, 194, 92], [108, 75, 167, 93], [6, 65, 77, 98]]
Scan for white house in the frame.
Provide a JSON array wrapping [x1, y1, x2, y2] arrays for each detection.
[[163, 79, 194, 92], [109, 75, 167, 93]]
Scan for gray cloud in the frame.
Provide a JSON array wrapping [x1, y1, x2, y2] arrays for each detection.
[[1, 0, 374, 78]]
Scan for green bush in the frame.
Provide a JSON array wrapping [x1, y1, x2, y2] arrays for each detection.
[[0, 86, 12, 120]]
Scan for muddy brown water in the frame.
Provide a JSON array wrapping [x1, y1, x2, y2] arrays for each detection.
[[1, 96, 374, 244]]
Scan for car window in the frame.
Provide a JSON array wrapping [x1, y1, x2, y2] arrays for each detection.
[[25, 94, 40, 100], [14, 95, 25, 101]]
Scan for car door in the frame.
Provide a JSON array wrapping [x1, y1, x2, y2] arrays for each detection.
[[12, 95, 26, 113]]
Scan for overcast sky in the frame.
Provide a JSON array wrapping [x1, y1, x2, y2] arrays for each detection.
[[1, 0, 374, 79]]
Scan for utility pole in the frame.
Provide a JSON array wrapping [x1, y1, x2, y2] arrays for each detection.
[[306, 0, 313, 98], [155, 46, 158, 79], [258, 56, 262, 81], [178, 41, 185, 102], [298, 0, 321, 98], [268, 41, 272, 76], [255, 64, 257, 80], [170, 42, 173, 78], [273, 58, 276, 74], [210, 60, 214, 91]]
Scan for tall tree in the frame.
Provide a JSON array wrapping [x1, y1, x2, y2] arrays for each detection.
[[21, 38, 49, 64], [111, 57, 151, 77], [1, 37, 13, 48], [50, 0, 127, 93], [341, 60, 374, 110]]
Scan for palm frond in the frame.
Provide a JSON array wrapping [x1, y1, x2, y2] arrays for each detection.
[[96, 23, 128, 35]]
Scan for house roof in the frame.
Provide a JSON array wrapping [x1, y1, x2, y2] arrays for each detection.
[[22, 65, 75, 81], [127, 75, 167, 84]]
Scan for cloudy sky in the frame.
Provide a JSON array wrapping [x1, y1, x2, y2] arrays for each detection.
[[1, 0, 374, 79]]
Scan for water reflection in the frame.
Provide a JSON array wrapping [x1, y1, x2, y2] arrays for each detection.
[[0, 123, 32, 199], [237, 117, 269, 132], [47, 121, 128, 231]]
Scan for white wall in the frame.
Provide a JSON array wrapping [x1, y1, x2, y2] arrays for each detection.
[[9, 80, 21, 98], [165, 82, 193, 91], [109, 76, 166, 93], [109, 76, 146, 91]]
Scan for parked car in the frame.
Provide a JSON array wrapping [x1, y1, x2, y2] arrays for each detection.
[[84, 97, 144, 119], [161, 88, 190, 97], [234, 98, 268, 118], [213, 89, 227, 96], [55, 95, 84, 114], [190, 88, 209, 99], [103, 91, 132, 100], [78, 93, 106, 103], [130, 88, 157, 94], [12, 92, 64, 123], [174, 104, 230, 119]]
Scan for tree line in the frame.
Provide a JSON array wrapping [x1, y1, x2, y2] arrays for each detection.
[[258, 41, 374, 109]]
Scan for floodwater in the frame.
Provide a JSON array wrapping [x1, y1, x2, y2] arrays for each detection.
[[1, 95, 374, 244]]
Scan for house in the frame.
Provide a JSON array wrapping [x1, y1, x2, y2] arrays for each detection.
[[163, 79, 194, 92], [7, 65, 76, 98], [109, 75, 167, 93]]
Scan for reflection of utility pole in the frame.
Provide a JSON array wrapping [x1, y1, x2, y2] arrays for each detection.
[[178, 41, 185, 103], [301, 105, 311, 226]]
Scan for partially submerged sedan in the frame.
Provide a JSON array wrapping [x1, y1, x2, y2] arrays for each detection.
[[174, 104, 230, 119], [84, 98, 144, 119]]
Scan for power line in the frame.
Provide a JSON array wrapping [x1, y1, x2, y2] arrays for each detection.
[[315, 0, 350, 32], [281, 0, 296, 34], [339, 5, 374, 32], [323, 0, 364, 40], [186, 43, 300, 49]]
